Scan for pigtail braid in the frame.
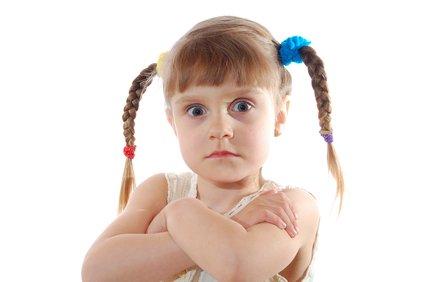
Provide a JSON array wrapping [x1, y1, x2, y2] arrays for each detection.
[[118, 63, 157, 213], [299, 46, 345, 211]]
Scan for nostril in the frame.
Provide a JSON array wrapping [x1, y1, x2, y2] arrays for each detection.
[[207, 115, 234, 140], [208, 130, 233, 140]]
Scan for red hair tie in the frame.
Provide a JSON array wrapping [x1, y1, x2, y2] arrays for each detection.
[[123, 145, 136, 159]]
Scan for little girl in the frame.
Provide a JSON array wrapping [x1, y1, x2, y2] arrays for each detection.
[[82, 16, 344, 282]]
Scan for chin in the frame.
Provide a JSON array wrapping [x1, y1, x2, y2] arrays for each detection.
[[197, 168, 260, 185]]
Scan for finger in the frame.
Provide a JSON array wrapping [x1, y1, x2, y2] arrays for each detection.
[[275, 207, 298, 238], [271, 192, 297, 223], [259, 189, 278, 196], [281, 201, 298, 229], [262, 210, 287, 230], [278, 192, 299, 220], [258, 191, 298, 233], [257, 191, 300, 236], [291, 203, 299, 220], [283, 203, 300, 236]]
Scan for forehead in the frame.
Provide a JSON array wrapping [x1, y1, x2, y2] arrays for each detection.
[[170, 82, 267, 103], [162, 30, 281, 98]]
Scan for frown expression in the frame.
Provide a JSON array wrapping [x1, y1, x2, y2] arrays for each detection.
[[167, 81, 285, 184]]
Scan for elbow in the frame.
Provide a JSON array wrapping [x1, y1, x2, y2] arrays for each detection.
[[204, 251, 241, 282], [214, 252, 262, 282], [81, 252, 107, 282], [214, 264, 243, 282], [218, 267, 259, 282], [81, 254, 97, 282]]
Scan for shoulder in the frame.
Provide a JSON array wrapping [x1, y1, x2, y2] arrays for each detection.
[[90, 173, 170, 242], [283, 188, 320, 262], [127, 171, 195, 211], [125, 173, 169, 213], [283, 188, 320, 229], [238, 186, 319, 280], [266, 181, 320, 231], [278, 188, 319, 280], [275, 186, 320, 247], [282, 188, 318, 211]]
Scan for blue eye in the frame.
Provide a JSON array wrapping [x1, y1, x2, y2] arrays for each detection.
[[187, 105, 206, 117], [232, 100, 252, 112]]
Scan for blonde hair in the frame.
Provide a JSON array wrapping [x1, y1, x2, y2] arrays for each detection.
[[118, 16, 344, 213]]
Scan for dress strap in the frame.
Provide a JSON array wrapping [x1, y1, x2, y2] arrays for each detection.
[[165, 172, 197, 203], [224, 181, 278, 218]]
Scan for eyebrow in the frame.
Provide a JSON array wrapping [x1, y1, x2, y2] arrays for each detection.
[[173, 95, 201, 106], [172, 88, 264, 105]]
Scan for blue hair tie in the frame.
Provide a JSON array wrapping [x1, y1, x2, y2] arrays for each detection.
[[279, 36, 311, 66]]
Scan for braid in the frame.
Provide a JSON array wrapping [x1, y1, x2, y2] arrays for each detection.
[[299, 46, 332, 133], [119, 63, 157, 213], [299, 46, 345, 211]]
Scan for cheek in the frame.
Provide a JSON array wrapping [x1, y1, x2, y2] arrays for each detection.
[[174, 122, 203, 160], [240, 119, 273, 154], [242, 111, 275, 156], [252, 108, 275, 137]]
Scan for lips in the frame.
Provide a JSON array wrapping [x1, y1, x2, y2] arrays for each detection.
[[207, 150, 240, 158]]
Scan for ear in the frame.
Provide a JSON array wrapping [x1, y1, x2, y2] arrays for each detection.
[[166, 109, 177, 136], [274, 96, 290, 137]]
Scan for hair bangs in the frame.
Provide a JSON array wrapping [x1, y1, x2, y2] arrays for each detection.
[[164, 35, 279, 96]]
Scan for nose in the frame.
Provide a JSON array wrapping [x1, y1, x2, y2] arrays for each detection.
[[208, 113, 234, 140]]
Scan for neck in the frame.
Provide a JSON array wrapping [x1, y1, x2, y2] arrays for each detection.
[[196, 174, 265, 214]]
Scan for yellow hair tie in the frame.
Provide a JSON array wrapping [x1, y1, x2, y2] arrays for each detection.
[[156, 52, 168, 77]]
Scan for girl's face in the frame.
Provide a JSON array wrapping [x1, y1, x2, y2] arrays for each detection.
[[167, 80, 288, 184]]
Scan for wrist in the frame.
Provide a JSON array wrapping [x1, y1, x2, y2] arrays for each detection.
[[230, 214, 246, 228]]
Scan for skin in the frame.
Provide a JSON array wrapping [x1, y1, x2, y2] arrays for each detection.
[[164, 81, 319, 281], [81, 80, 319, 282], [167, 82, 278, 212]]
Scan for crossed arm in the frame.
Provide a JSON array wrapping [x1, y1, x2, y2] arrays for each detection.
[[82, 174, 194, 282], [81, 174, 319, 282]]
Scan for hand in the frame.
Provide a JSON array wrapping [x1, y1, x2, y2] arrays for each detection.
[[146, 208, 167, 234], [231, 189, 299, 237]]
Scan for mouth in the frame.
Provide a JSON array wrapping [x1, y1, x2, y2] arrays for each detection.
[[207, 150, 240, 158]]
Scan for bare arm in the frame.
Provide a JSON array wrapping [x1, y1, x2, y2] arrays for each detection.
[[81, 174, 195, 282], [164, 189, 319, 282]]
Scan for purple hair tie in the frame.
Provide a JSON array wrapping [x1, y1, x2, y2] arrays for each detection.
[[320, 130, 333, 143]]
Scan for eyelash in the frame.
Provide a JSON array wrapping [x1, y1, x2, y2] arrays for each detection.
[[187, 105, 206, 117], [232, 100, 253, 112], [185, 99, 253, 117]]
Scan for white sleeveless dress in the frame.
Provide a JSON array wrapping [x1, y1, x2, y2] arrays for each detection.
[[162, 172, 317, 282]]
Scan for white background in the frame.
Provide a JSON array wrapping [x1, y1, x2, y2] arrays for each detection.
[[1, 0, 423, 281]]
